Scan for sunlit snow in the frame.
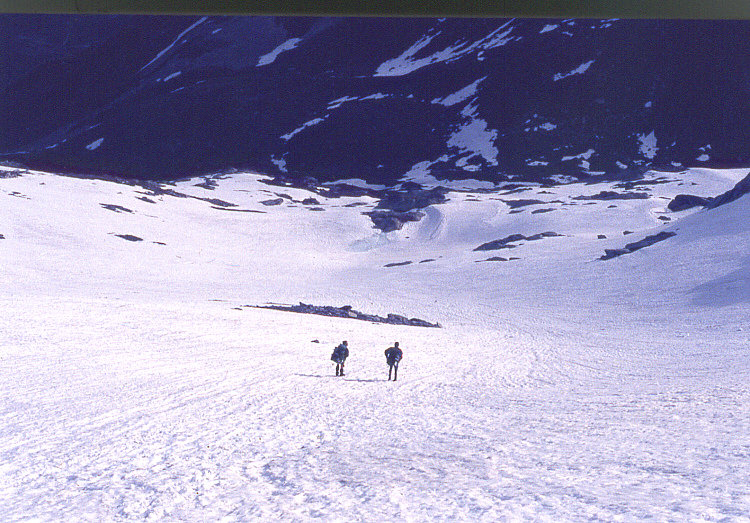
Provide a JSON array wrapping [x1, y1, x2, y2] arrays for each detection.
[[1, 165, 749, 520], [553, 59, 595, 81], [85, 138, 104, 150], [257, 38, 302, 67]]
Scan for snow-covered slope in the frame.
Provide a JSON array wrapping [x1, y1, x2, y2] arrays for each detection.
[[1, 167, 749, 520]]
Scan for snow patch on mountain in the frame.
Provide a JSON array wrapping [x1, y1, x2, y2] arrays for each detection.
[[540, 24, 559, 34], [85, 138, 104, 151], [553, 60, 595, 81], [432, 77, 485, 106], [281, 115, 328, 141], [375, 22, 516, 77], [257, 38, 302, 66], [139, 17, 207, 72], [638, 131, 658, 159]]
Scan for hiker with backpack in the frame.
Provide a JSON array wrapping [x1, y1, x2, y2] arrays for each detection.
[[331, 340, 349, 376], [384, 342, 403, 381]]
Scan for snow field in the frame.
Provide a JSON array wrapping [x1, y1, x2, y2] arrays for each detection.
[[1, 166, 749, 520]]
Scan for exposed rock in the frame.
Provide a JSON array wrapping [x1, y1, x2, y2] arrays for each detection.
[[260, 198, 284, 206], [251, 302, 441, 328], [502, 199, 546, 209], [376, 186, 449, 213], [115, 234, 143, 242], [364, 210, 424, 233], [705, 171, 750, 209], [100, 203, 133, 213], [474, 231, 562, 251], [384, 261, 412, 267], [301, 197, 320, 205], [668, 194, 710, 211], [600, 231, 677, 260], [598, 234, 607, 239], [573, 191, 649, 201]]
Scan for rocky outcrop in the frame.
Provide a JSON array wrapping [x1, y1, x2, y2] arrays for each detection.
[[600, 231, 676, 260], [573, 191, 649, 201], [667, 194, 710, 211], [474, 231, 562, 251], [705, 171, 750, 209], [250, 302, 441, 328]]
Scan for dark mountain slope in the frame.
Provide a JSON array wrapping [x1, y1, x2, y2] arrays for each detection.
[[1, 16, 749, 185]]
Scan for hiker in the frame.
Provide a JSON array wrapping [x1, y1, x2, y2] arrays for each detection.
[[331, 340, 349, 376], [384, 342, 403, 381]]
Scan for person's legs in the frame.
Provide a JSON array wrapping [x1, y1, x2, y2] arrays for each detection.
[[393, 362, 398, 381], [339, 362, 345, 376], [335, 363, 340, 376], [388, 364, 393, 380]]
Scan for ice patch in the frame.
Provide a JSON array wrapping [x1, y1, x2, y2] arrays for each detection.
[[540, 24, 558, 34], [697, 154, 710, 162], [281, 116, 328, 141], [644, 101, 652, 108], [85, 138, 104, 151], [527, 160, 549, 166], [553, 60, 595, 81], [638, 131, 658, 159], [562, 149, 595, 161], [432, 77, 486, 106], [257, 38, 302, 66], [140, 17, 207, 72], [163, 71, 181, 82]]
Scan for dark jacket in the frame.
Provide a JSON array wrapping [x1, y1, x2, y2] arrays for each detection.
[[384, 346, 402, 365], [331, 344, 349, 363]]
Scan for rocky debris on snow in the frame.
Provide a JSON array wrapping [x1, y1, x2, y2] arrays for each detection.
[[250, 302, 441, 328], [658, 216, 671, 221], [307, 207, 325, 211], [114, 234, 143, 242], [0, 234, 5, 239], [137, 196, 156, 203], [100, 203, 133, 213], [376, 184, 449, 213], [600, 231, 677, 260], [598, 234, 607, 239], [210, 206, 265, 213], [667, 194, 710, 211], [623, 230, 633, 235], [705, 171, 750, 209], [194, 178, 217, 190], [365, 210, 424, 233], [531, 208, 554, 214], [419, 258, 436, 263], [573, 191, 649, 201], [474, 231, 563, 251], [260, 198, 284, 206], [502, 198, 546, 209], [477, 256, 519, 262], [384, 261, 413, 267], [301, 197, 320, 205], [200, 197, 237, 208], [0, 169, 23, 178]]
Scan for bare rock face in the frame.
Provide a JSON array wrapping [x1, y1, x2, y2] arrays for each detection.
[[705, 171, 750, 209], [668, 194, 710, 211], [600, 231, 677, 260]]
